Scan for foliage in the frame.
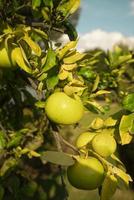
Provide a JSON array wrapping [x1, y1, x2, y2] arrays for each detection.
[[0, 0, 134, 200]]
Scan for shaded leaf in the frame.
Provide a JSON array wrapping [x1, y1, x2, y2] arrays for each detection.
[[0, 185, 4, 200], [0, 131, 6, 150], [0, 157, 18, 176], [41, 151, 75, 166], [32, 0, 41, 9]]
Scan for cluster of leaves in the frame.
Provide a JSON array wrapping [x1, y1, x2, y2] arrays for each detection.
[[0, 0, 134, 200]]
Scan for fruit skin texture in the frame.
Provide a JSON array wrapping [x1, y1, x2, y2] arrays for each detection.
[[45, 92, 84, 125], [67, 156, 105, 190], [92, 133, 117, 158], [0, 44, 16, 68], [75, 132, 96, 149]]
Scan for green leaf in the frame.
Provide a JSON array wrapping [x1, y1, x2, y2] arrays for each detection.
[[0, 185, 4, 200], [100, 173, 117, 200], [42, 48, 57, 72], [7, 132, 23, 148], [119, 114, 134, 145], [43, 0, 53, 9], [46, 75, 59, 90], [122, 93, 134, 112], [0, 131, 6, 150], [35, 101, 46, 108], [63, 20, 78, 41], [21, 181, 37, 197], [32, 0, 41, 9], [41, 151, 75, 166], [0, 157, 18, 177]]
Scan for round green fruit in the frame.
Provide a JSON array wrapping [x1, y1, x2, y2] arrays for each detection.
[[45, 92, 84, 125], [67, 156, 105, 190], [92, 133, 117, 158], [75, 132, 96, 149], [0, 44, 16, 68]]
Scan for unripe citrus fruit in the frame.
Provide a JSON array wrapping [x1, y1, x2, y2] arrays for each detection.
[[92, 133, 117, 157], [67, 156, 105, 190], [45, 92, 84, 125], [75, 132, 96, 149]]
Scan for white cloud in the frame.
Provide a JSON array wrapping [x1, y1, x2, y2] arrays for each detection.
[[130, 0, 134, 15], [59, 29, 134, 51]]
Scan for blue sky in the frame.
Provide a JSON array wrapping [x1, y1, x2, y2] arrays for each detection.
[[77, 0, 134, 36]]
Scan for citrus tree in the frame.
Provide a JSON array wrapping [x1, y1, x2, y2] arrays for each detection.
[[0, 0, 134, 200]]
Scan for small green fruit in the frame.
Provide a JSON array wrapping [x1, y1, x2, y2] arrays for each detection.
[[45, 92, 84, 125], [92, 133, 117, 157], [67, 156, 105, 190]]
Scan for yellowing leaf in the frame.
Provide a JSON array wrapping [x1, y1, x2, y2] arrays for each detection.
[[63, 52, 86, 64], [58, 69, 69, 80], [22, 35, 41, 56], [100, 173, 117, 200], [56, 40, 78, 60], [92, 74, 100, 92], [61, 63, 77, 71], [119, 114, 134, 145], [64, 85, 86, 96], [104, 117, 117, 127], [90, 117, 104, 130], [86, 100, 105, 114], [12, 47, 32, 73], [90, 90, 111, 98], [114, 167, 132, 189], [57, 0, 80, 17]]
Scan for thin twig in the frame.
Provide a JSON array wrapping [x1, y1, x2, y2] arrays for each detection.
[[51, 125, 69, 200], [31, 22, 64, 34], [59, 135, 79, 154]]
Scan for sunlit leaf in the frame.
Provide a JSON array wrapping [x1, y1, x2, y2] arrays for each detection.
[[63, 52, 86, 64], [100, 173, 117, 200], [92, 74, 100, 92], [56, 40, 78, 60], [22, 34, 41, 56], [42, 48, 57, 72], [12, 47, 32, 73], [119, 114, 134, 145], [57, 0, 80, 17], [32, 0, 41, 9], [122, 93, 134, 112]]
